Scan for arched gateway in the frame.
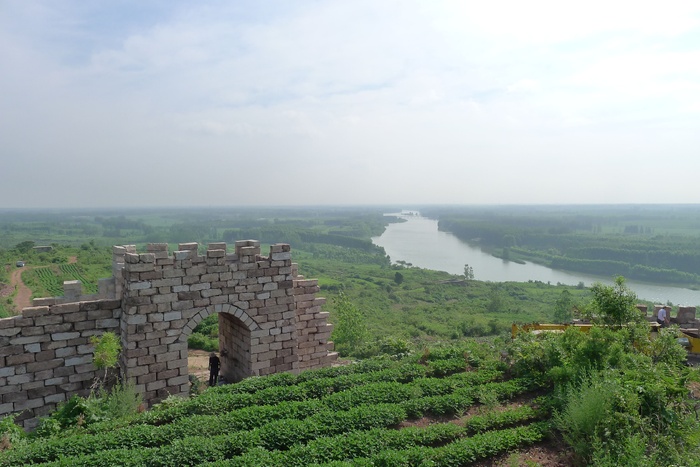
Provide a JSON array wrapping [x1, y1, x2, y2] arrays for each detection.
[[0, 240, 337, 428]]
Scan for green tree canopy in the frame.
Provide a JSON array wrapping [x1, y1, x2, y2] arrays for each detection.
[[587, 276, 641, 327]]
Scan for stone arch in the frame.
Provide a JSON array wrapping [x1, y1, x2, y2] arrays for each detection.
[[179, 303, 259, 343], [0, 240, 340, 428], [179, 303, 259, 383]]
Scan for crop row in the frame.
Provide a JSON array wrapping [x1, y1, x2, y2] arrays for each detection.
[[207, 421, 548, 467], [213, 354, 498, 396], [30, 265, 98, 297], [3, 379, 533, 466], [23, 405, 543, 467], [58, 264, 97, 294], [137, 362, 503, 425], [32, 267, 63, 297]]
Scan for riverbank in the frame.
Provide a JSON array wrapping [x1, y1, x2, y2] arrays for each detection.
[[374, 215, 700, 306]]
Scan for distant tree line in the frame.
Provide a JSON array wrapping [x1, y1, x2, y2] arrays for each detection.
[[439, 216, 700, 285]]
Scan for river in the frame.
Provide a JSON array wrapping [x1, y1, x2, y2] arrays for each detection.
[[371, 214, 700, 307]]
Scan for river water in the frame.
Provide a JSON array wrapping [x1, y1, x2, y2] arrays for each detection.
[[371, 215, 700, 307]]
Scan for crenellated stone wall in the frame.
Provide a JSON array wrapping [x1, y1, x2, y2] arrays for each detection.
[[0, 299, 122, 429], [642, 305, 699, 329], [0, 240, 337, 429]]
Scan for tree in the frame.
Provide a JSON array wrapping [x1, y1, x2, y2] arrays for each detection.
[[463, 264, 474, 281], [553, 289, 574, 323], [393, 272, 404, 285], [330, 292, 368, 357], [587, 276, 641, 327], [90, 332, 121, 389], [486, 285, 505, 313], [14, 241, 35, 254]]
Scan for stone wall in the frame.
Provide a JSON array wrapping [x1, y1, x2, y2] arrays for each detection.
[[644, 305, 699, 329], [0, 240, 337, 428], [0, 299, 121, 429]]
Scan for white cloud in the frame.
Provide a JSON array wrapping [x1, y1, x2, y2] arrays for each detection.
[[1, 0, 700, 207]]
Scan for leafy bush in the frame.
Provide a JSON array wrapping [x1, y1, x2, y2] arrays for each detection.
[[0, 415, 24, 451], [187, 332, 218, 352], [330, 292, 368, 357], [32, 383, 143, 439]]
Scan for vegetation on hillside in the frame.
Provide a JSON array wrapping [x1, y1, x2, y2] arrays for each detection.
[[2, 310, 699, 465], [429, 205, 700, 286], [1, 204, 700, 464]]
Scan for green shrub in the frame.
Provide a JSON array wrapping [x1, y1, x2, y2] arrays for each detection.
[[553, 372, 617, 462], [0, 414, 25, 450], [187, 332, 218, 352]]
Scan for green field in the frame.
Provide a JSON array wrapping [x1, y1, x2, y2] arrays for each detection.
[[1, 206, 700, 465], [2, 325, 699, 466]]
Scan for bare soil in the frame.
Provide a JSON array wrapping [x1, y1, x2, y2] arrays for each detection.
[[399, 397, 573, 467], [0, 267, 31, 311], [188, 349, 211, 381]]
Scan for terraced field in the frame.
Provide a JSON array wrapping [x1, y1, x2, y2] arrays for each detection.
[[0, 346, 556, 466]]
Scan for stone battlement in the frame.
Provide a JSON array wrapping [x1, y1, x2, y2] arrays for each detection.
[[0, 240, 337, 429]]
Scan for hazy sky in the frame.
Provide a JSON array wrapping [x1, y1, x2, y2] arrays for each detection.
[[2, 1, 699, 208]]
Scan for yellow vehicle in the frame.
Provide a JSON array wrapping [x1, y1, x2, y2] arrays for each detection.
[[679, 329, 700, 355]]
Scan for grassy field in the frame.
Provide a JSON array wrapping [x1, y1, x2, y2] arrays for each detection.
[[1, 207, 700, 465], [2, 326, 698, 466]]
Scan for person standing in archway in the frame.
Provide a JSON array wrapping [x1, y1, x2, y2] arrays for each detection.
[[208, 352, 221, 386]]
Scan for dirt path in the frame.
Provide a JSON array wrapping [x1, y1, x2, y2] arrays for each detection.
[[7, 267, 31, 311], [188, 349, 211, 381], [1, 256, 79, 313]]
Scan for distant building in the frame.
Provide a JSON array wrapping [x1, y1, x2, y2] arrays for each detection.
[[16, 261, 25, 267]]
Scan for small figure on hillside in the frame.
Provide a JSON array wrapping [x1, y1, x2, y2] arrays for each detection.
[[208, 352, 221, 386], [657, 305, 671, 328]]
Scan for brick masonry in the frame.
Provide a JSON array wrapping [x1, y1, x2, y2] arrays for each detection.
[[0, 240, 337, 429]]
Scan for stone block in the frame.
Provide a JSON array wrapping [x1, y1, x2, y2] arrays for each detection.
[[0, 402, 14, 414], [35, 315, 63, 326], [152, 293, 178, 305], [54, 366, 75, 377], [74, 321, 96, 331], [146, 380, 166, 392], [158, 369, 179, 380], [168, 375, 189, 386], [209, 295, 228, 305], [150, 362, 167, 373], [69, 372, 93, 383], [45, 393, 67, 404], [156, 351, 180, 363], [14, 398, 44, 412], [28, 386, 57, 399], [7, 353, 35, 365], [65, 355, 92, 367], [127, 262, 155, 273], [677, 307, 696, 323], [75, 363, 97, 374], [251, 360, 270, 371], [137, 355, 157, 365], [167, 358, 187, 370], [0, 327, 21, 338], [11, 334, 50, 345], [36, 350, 56, 362], [63, 312, 88, 323], [95, 318, 119, 329], [24, 343, 41, 353], [45, 376, 68, 386], [163, 311, 182, 322], [50, 331, 80, 341], [7, 374, 33, 385], [171, 300, 194, 311]]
